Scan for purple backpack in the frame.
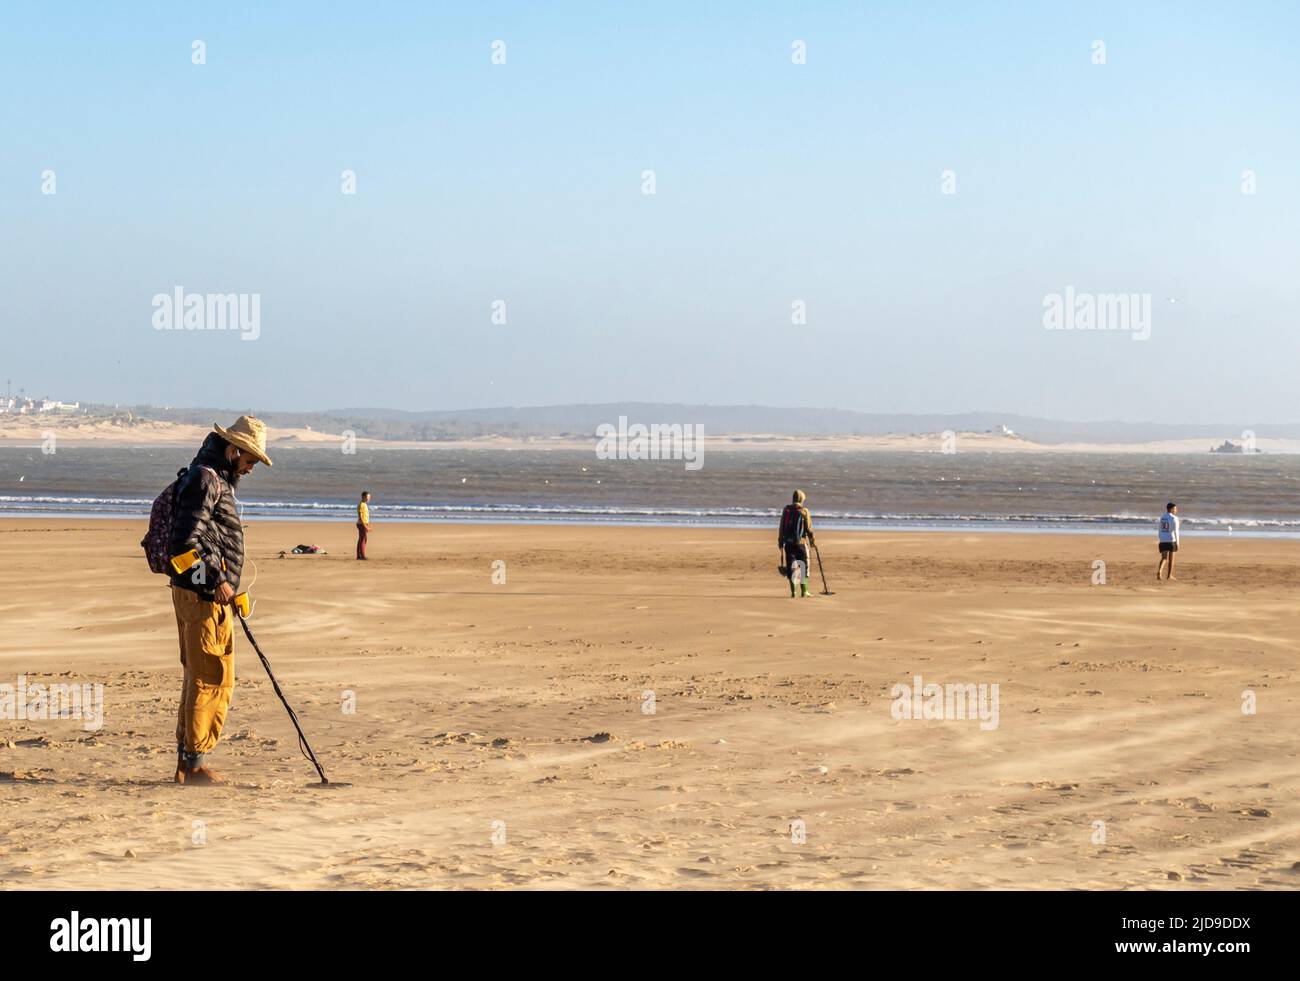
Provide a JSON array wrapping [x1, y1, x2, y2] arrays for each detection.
[[141, 466, 214, 574]]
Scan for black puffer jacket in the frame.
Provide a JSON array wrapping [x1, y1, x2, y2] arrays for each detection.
[[168, 433, 245, 599]]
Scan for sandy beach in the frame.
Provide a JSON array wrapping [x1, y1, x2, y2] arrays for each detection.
[[1, 519, 1297, 890]]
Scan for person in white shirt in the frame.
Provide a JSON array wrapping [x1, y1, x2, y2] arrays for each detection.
[[1157, 502, 1180, 581]]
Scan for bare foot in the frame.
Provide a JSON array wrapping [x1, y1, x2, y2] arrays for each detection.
[[175, 766, 226, 786]]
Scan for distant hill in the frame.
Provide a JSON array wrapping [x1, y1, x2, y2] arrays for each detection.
[[83, 402, 1300, 444]]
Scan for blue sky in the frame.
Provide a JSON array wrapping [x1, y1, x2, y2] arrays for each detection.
[[2, 1, 1297, 423]]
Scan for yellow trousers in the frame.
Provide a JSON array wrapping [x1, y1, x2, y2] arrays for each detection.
[[172, 586, 234, 756]]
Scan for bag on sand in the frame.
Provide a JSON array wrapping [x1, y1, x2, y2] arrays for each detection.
[[141, 468, 190, 574]]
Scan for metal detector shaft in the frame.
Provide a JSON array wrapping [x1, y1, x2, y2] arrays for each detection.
[[236, 612, 330, 784], [812, 543, 834, 595]]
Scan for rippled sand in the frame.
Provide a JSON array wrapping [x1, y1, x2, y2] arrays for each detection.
[[1, 520, 1296, 889]]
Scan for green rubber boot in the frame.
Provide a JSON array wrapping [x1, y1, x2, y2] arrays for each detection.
[[800, 582, 811, 597], [789, 579, 797, 597]]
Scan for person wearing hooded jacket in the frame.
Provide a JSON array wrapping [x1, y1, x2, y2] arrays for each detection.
[[167, 415, 272, 785], [778, 489, 816, 598]]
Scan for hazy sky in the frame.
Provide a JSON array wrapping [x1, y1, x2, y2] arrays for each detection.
[[2, 2, 1297, 423]]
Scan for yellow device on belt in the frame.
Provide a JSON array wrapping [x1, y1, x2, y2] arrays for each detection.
[[169, 549, 228, 575], [169, 551, 244, 613], [169, 548, 203, 575]]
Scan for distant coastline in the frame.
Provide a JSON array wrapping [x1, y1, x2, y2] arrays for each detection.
[[4, 415, 1299, 455]]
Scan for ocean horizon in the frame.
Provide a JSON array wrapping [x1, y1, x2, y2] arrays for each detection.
[[3, 445, 1298, 537]]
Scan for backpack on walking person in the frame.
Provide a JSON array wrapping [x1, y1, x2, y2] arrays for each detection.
[[140, 465, 216, 574], [779, 502, 807, 545]]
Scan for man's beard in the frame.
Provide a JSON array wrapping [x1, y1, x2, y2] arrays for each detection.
[[226, 466, 242, 490]]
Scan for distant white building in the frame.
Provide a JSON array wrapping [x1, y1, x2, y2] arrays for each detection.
[[0, 396, 80, 415]]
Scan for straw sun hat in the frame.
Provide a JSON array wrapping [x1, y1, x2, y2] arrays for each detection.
[[213, 415, 273, 466]]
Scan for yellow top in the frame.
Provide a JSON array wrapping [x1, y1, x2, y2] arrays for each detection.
[[358, 501, 370, 524]]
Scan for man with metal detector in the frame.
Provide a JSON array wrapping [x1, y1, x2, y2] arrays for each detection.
[[145, 415, 332, 787], [162, 416, 272, 785], [778, 489, 817, 598]]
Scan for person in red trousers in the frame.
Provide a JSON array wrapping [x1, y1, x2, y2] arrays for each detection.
[[356, 491, 372, 560]]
